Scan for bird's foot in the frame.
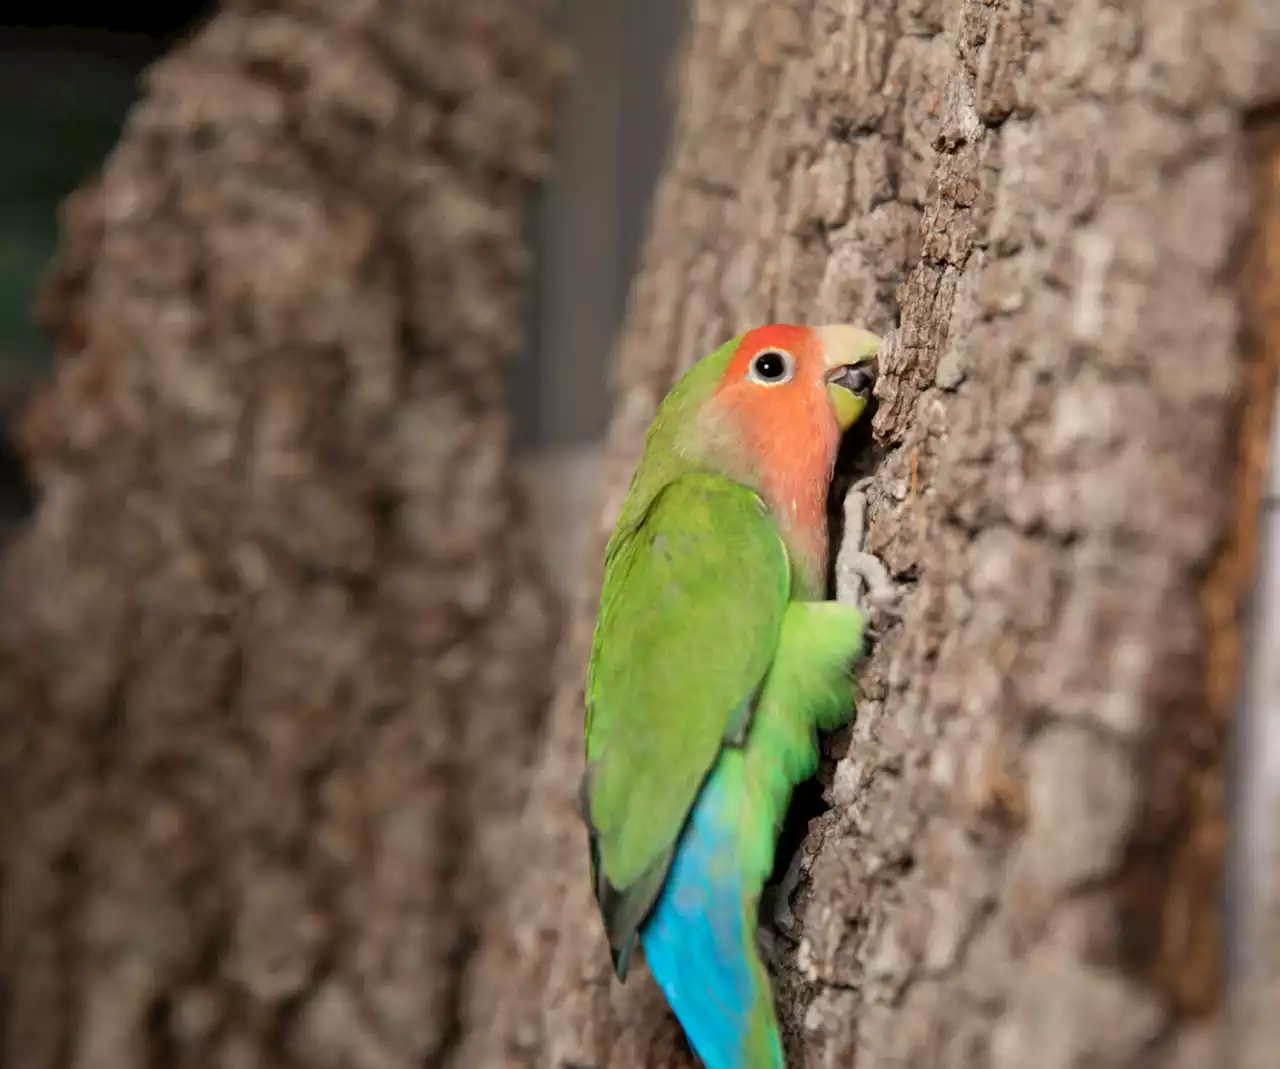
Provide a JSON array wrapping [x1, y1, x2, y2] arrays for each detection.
[[772, 848, 810, 943], [835, 479, 900, 639], [844, 551, 900, 635]]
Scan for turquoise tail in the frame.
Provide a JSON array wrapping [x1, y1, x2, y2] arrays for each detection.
[[640, 600, 863, 1067], [640, 753, 785, 1069]]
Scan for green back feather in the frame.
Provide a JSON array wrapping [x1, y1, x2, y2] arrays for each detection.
[[583, 470, 790, 972]]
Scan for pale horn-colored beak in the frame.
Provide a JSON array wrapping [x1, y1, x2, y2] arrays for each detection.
[[815, 324, 880, 432]]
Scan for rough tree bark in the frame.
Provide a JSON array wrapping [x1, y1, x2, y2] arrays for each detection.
[[456, 1, 1280, 1067], [0, 3, 561, 1067]]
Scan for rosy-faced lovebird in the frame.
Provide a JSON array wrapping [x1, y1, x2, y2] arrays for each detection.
[[581, 323, 883, 1068]]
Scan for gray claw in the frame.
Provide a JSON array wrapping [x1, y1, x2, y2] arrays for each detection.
[[835, 485, 901, 633], [844, 551, 900, 614]]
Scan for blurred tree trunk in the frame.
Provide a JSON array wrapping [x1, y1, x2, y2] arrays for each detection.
[[0, 2, 561, 1067], [455, 1, 1280, 1068]]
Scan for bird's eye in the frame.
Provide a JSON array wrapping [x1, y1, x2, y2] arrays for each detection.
[[748, 349, 794, 385]]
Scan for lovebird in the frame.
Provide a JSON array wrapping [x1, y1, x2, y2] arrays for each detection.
[[581, 323, 886, 1068]]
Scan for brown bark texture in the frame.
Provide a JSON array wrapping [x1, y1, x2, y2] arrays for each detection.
[[0, 2, 561, 1067], [456, 1, 1280, 1067]]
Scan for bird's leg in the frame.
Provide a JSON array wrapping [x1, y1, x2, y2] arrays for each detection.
[[757, 847, 810, 971], [835, 477, 900, 637], [772, 847, 810, 941]]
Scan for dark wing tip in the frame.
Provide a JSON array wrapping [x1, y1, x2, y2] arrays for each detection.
[[581, 770, 632, 980], [579, 767, 675, 985], [592, 866, 636, 981], [610, 935, 634, 981]]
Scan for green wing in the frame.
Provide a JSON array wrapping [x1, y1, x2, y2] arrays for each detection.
[[582, 471, 790, 976]]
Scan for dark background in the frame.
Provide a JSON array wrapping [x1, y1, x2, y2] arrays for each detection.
[[0, 5, 211, 528]]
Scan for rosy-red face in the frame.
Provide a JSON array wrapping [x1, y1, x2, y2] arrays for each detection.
[[698, 322, 878, 582], [708, 324, 842, 466]]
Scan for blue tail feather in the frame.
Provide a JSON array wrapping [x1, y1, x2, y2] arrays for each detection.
[[641, 760, 784, 1069]]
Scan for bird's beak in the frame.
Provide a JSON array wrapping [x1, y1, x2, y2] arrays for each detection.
[[816, 324, 880, 432]]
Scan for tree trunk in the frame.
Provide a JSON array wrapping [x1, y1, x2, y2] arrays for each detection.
[[0, 3, 561, 1067], [455, 1, 1280, 1067]]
